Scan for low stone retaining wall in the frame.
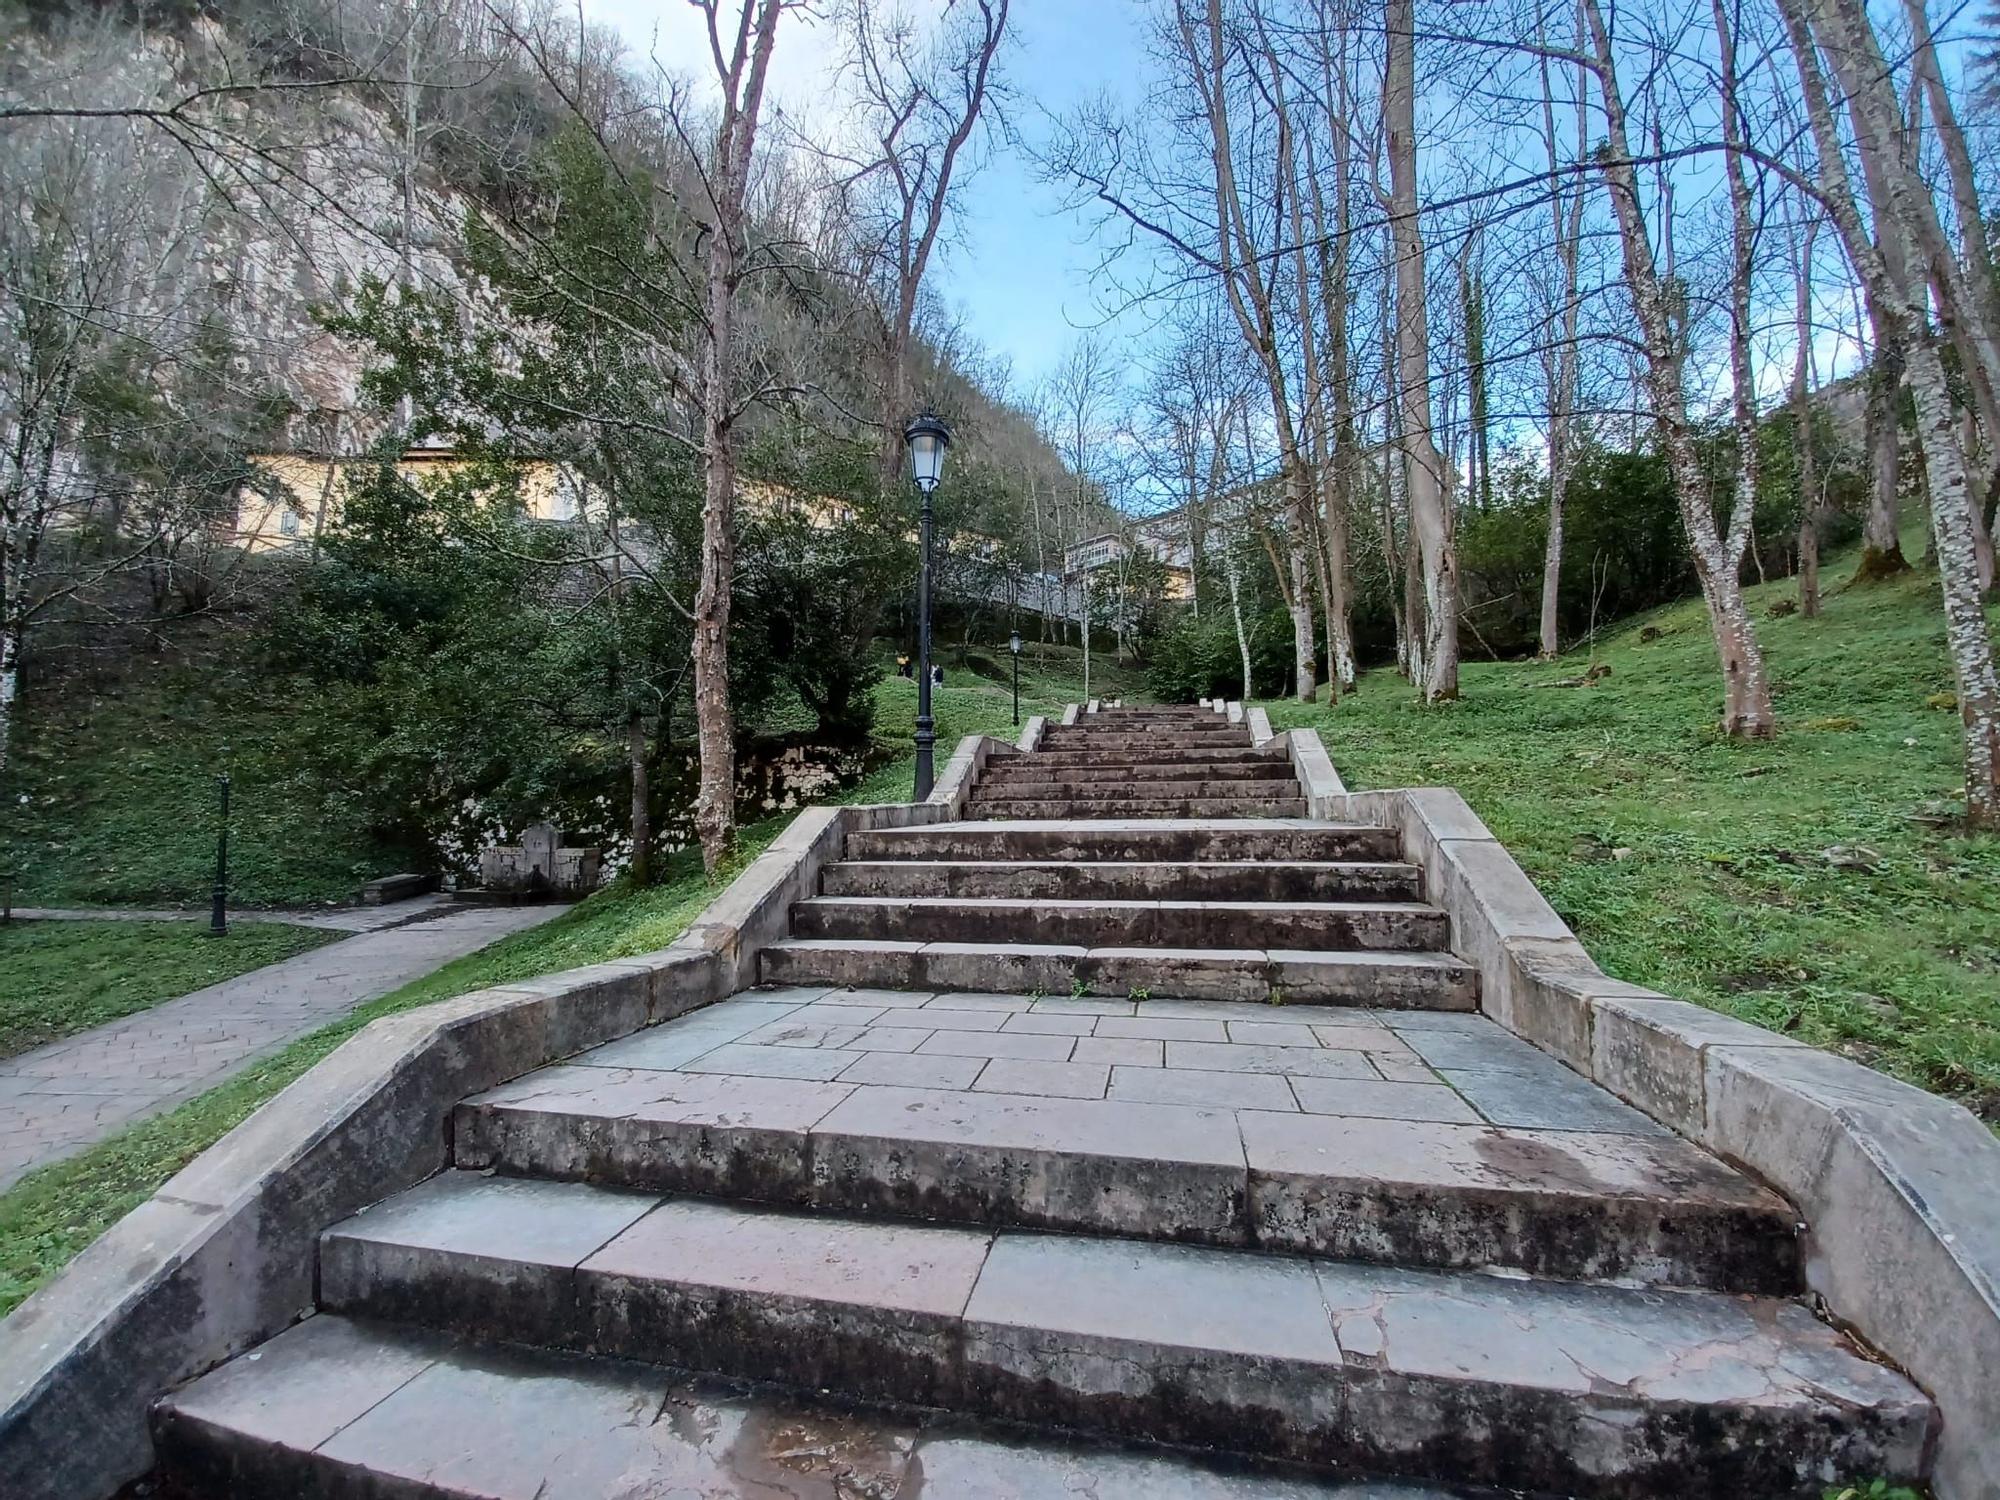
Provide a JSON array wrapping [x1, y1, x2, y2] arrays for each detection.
[[0, 745, 999, 1500], [1319, 778, 1997, 1500], [1266, 726, 1346, 817]]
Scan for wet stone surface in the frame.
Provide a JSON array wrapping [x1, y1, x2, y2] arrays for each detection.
[[156, 1314, 1490, 1499], [304, 1174, 1925, 1495]]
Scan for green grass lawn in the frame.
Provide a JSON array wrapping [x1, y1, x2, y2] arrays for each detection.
[[0, 919, 336, 1060], [1263, 552, 2000, 1127]]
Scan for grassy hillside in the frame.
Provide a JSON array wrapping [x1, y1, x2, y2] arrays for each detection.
[[0, 665, 400, 909], [1265, 551, 2000, 1126], [0, 632, 1144, 911]]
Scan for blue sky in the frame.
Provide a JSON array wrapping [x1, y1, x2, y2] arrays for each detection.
[[588, 1, 1159, 396], [925, 4, 1157, 389]]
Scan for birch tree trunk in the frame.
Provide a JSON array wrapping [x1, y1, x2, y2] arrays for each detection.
[[1374, 258, 1410, 676], [1225, 538, 1253, 704], [1384, 0, 1458, 701], [1535, 18, 1585, 659], [1583, 0, 1773, 735], [1792, 220, 1823, 618]]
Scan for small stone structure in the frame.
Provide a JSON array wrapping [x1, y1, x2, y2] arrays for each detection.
[[477, 822, 601, 896]]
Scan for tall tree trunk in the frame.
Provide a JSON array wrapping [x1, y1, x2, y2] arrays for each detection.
[[1584, 0, 1772, 735], [1857, 344, 1910, 578], [1184, 0, 1315, 702], [691, 0, 785, 873], [605, 483, 651, 886], [1822, 0, 2000, 468], [1793, 220, 1824, 618], [1375, 260, 1410, 675], [1224, 539, 1253, 703], [1304, 50, 1359, 694], [1461, 241, 1491, 508], [1780, 0, 2000, 822], [0, 615, 21, 778], [1384, 0, 1458, 700], [1536, 16, 1585, 659]]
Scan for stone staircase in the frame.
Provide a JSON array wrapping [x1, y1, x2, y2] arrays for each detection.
[[149, 706, 1936, 1498], [971, 705, 1307, 818], [767, 707, 1473, 1008]]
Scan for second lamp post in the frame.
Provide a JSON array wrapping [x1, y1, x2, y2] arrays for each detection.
[[904, 410, 951, 801], [1009, 629, 1022, 726]]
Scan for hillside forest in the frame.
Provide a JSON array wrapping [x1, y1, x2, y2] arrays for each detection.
[[3, 0, 1999, 896]]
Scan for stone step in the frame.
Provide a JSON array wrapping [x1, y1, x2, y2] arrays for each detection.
[[998, 745, 1286, 766], [978, 797, 1310, 819], [1080, 711, 1237, 725], [819, 858, 1425, 902], [308, 1175, 1930, 1498], [455, 1045, 1801, 1290], [760, 938, 1477, 1008], [154, 1315, 1476, 1500], [1039, 732, 1253, 751], [974, 778, 1304, 802], [843, 819, 1403, 863], [790, 896, 1448, 952], [982, 759, 1296, 782]]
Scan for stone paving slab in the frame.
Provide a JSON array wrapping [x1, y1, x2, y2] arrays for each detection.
[[157, 1315, 1485, 1500], [452, 987, 1802, 1288], [0, 903, 568, 1191], [313, 1174, 1928, 1497]]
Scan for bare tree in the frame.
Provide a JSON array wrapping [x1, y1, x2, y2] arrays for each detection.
[[1306, 7, 1363, 694], [686, 0, 794, 872], [1580, 0, 1772, 736], [833, 0, 1008, 486], [1535, 4, 1586, 659], [0, 16, 274, 773], [1177, 0, 1317, 701], [1383, 0, 1458, 701], [1778, 0, 2000, 823], [1040, 336, 1120, 702], [1779, 213, 1821, 617]]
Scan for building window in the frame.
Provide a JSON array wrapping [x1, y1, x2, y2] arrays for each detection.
[[277, 507, 300, 537]]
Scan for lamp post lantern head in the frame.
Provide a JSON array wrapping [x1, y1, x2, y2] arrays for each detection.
[[1008, 630, 1022, 656], [903, 409, 951, 494]]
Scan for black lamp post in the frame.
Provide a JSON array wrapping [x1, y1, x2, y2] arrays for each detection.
[[1009, 630, 1022, 726], [209, 771, 231, 937], [904, 409, 951, 800]]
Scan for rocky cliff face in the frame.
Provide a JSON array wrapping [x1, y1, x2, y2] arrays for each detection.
[[13, 13, 485, 452]]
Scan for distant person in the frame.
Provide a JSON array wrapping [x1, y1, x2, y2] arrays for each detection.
[[896, 654, 911, 678], [932, 664, 945, 686]]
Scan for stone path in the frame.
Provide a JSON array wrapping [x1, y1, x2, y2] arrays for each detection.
[[0, 903, 567, 1191], [10, 893, 460, 933]]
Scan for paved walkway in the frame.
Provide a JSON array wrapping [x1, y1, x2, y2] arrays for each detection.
[[0, 903, 569, 1191], [11, 893, 462, 933]]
